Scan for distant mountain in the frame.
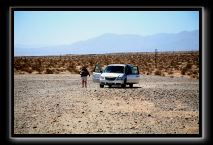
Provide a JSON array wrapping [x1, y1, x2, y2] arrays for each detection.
[[15, 30, 199, 56]]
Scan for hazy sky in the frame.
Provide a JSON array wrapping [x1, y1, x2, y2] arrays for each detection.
[[14, 11, 199, 48]]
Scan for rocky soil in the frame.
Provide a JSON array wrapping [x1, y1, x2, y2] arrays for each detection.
[[14, 74, 199, 134]]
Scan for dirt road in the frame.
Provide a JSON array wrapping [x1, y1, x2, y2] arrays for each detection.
[[14, 74, 199, 134]]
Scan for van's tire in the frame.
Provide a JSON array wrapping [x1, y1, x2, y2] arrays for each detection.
[[108, 85, 112, 88], [100, 84, 104, 88], [129, 84, 133, 88], [121, 79, 126, 88]]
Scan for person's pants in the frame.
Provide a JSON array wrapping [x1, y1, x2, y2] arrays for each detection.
[[81, 76, 87, 81]]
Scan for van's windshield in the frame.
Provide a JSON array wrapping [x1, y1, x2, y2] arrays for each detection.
[[104, 66, 124, 73]]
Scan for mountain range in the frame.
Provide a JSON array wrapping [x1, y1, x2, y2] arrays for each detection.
[[15, 30, 199, 56]]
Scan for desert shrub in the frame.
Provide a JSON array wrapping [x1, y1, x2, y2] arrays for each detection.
[[140, 70, 145, 74], [19, 66, 31, 73], [14, 63, 22, 70], [73, 68, 80, 74], [55, 70, 60, 74], [170, 60, 177, 67], [55, 68, 60, 72], [67, 65, 80, 74], [67, 65, 75, 73], [192, 70, 198, 75], [185, 63, 192, 70], [38, 68, 44, 74], [51, 69, 60, 74], [26, 67, 33, 74], [181, 68, 187, 75], [45, 68, 53, 74], [154, 70, 162, 76], [33, 59, 44, 73], [187, 70, 193, 76], [168, 71, 173, 75], [191, 73, 199, 79], [191, 74, 196, 79], [149, 69, 154, 75], [31, 64, 38, 71], [181, 62, 193, 75]]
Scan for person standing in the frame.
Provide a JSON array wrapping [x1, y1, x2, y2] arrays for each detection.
[[80, 66, 90, 88]]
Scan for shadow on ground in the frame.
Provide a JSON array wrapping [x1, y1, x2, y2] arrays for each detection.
[[104, 86, 142, 89]]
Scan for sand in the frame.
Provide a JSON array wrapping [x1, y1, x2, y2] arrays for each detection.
[[14, 74, 199, 134]]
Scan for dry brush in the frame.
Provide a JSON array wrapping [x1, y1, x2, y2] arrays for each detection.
[[14, 51, 199, 79]]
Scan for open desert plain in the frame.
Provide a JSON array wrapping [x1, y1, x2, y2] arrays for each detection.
[[14, 52, 199, 134]]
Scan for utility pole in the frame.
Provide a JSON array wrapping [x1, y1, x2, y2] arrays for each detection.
[[155, 49, 158, 68]]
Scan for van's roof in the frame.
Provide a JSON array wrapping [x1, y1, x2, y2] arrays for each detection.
[[107, 64, 133, 67]]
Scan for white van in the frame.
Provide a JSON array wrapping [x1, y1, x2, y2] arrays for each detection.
[[92, 64, 140, 88]]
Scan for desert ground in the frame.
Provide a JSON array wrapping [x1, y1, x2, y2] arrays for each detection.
[[14, 74, 199, 134]]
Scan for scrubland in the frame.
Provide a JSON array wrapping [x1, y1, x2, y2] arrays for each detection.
[[14, 51, 199, 79]]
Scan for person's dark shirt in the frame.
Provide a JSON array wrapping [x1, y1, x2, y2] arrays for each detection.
[[80, 68, 90, 77]]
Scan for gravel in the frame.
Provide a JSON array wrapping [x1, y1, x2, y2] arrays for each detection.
[[14, 74, 199, 134]]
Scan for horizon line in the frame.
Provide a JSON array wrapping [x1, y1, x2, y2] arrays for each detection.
[[14, 50, 199, 57]]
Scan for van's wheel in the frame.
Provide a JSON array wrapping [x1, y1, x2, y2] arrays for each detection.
[[100, 84, 104, 88], [121, 79, 126, 88], [108, 85, 112, 88], [129, 84, 133, 88]]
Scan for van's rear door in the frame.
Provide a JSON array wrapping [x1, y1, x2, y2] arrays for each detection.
[[92, 64, 102, 83]]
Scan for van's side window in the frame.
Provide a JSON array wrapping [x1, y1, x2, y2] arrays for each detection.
[[94, 64, 102, 73], [131, 66, 139, 74]]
